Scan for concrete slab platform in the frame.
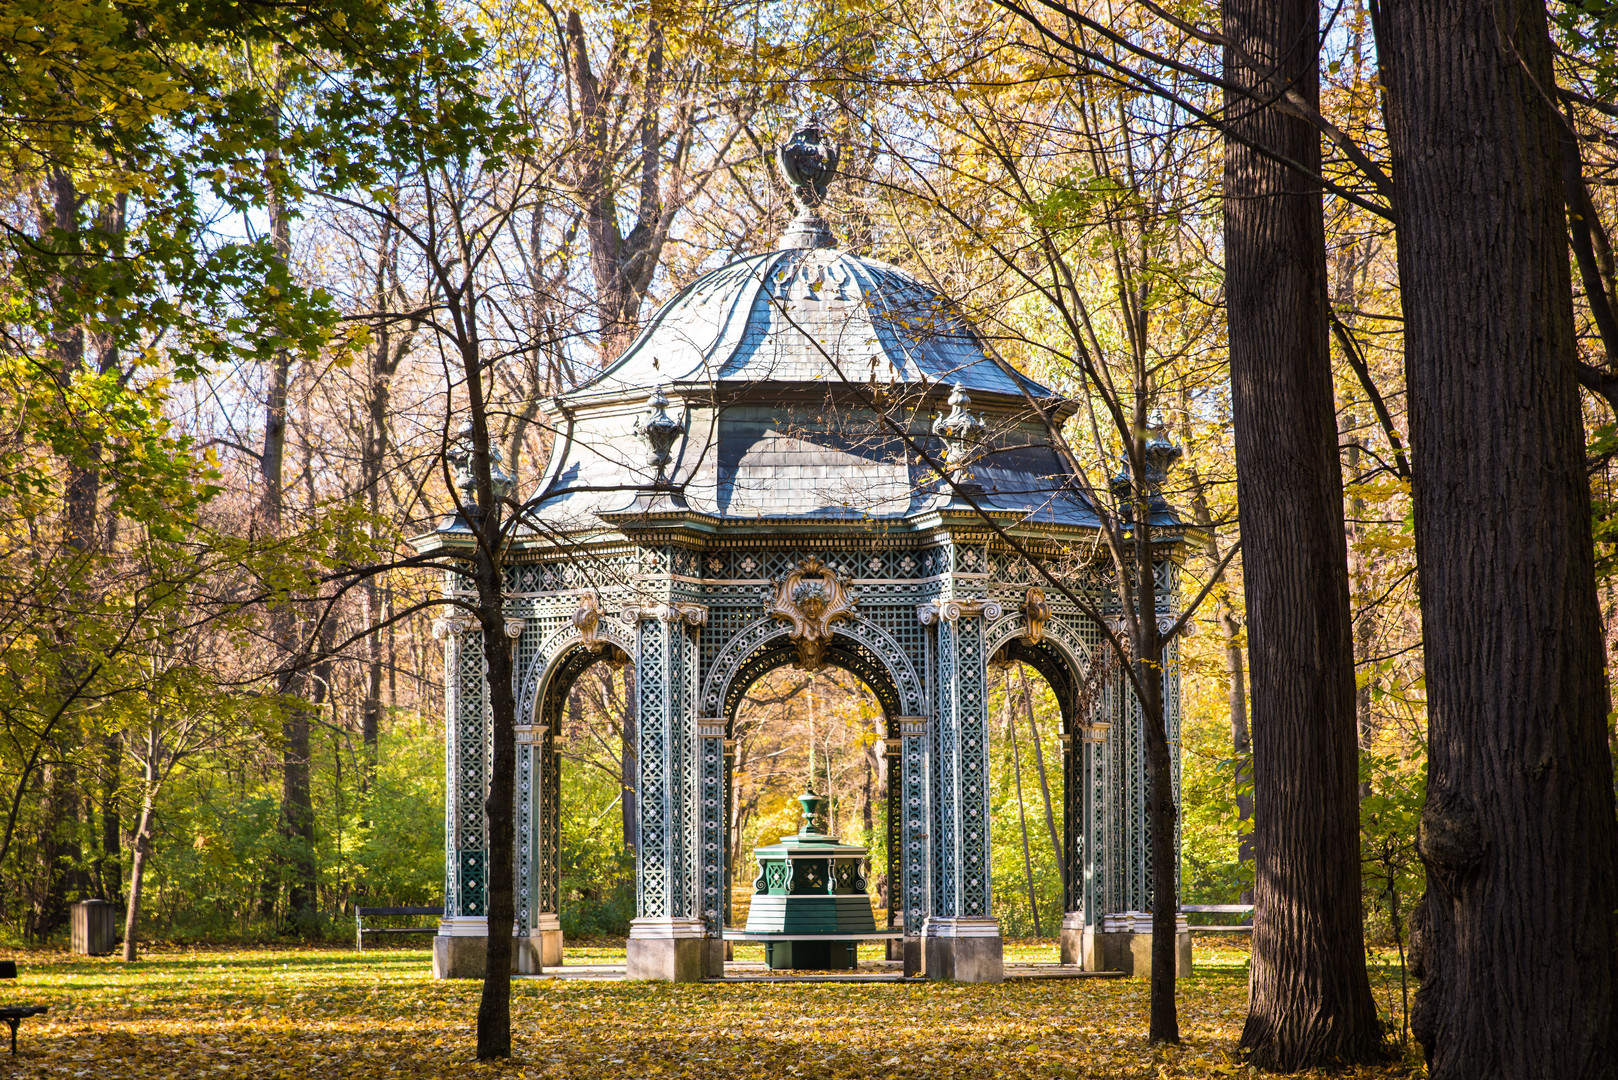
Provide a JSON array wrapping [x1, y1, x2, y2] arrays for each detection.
[[514, 960, 1125, 982]]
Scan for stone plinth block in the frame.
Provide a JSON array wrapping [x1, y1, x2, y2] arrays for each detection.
[[534, 912, 564, 967], [922, 917, 1004, 984], [431, 917, 547, 979], [1084, 912, 1192, 977], [1059, 910, 1085, 966], [626, 918, 707, 982]]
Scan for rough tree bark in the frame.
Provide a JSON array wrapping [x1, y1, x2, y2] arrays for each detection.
[[1222, 0, 1383, 1066], [1380, 2, 1618, 1076], [565, 11, 670, 361], [258, 55, 318, 928], [468, 407, 519, 1061]]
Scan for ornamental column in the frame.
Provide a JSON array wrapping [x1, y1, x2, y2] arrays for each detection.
[[1085, 614, 1190, 977], [696, 716, 729, 975], [892, 716, 929, 975], [624, 600, 709, 981], [430, 613, 484, 977], [430, 613, 525, 978], [1061, 717, 1109, 967], [918, 596, 1004, 983]]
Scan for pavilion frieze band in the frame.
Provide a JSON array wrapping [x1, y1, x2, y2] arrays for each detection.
[[412, 124, 1191, 982]]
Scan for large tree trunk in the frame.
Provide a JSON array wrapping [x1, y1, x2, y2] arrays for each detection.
[[565, 11, 672, 362], [1138, 636, 1180, 1044], [257, 56, 320, 930], [444, 292, 521, 1058], [1380, 3, 1618, 1075], [1222, 0, 1383, 1067]]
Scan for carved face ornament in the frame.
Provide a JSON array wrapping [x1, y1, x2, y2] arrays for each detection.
[[573, 591, 605, 652], [768, 557, 858, 671]]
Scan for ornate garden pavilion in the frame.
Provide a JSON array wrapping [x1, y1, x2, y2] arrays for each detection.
[[414, 128, 1189, 983]]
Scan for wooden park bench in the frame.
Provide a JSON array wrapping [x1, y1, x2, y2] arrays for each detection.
[[353, 906, 443, 950], [1181, 904, 1255, 933], [0, 961, 48, 1054]]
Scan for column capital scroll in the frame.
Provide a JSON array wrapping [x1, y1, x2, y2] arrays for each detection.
[[621, 602, 708, 626], [916, 597, 1003, 626], [431, 613, 478, 640]]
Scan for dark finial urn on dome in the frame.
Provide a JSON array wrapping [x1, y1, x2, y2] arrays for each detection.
[[777, 123, 840, 250]]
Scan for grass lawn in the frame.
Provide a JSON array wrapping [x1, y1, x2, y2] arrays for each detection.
[[0, 939, 1425, 1078]]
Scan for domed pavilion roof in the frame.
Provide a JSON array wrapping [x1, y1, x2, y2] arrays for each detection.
[[561, 246, 1050, 403], [507, 127, 1153, 541]]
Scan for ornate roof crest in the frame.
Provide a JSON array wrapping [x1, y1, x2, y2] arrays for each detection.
[[779, 124, 840, 209], [932, 383, 986, 485], [777, 123, 840, 250], [767, 556, 859, 671]]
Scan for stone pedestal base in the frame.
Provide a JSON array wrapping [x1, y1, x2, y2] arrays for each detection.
[[886, 915, 906, 961], [432, 933, 488, 979], [902, 935, 923, 978], [533, 912, 564, 967], [1082, 913, 1192, 977], [922, 917, 1003, 983], [430, 916, 553, 978], [1059, 910, 1085, 966], [626, 918, 707, 982]]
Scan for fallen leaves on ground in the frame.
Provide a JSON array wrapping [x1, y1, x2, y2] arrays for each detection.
[[0, 940, 1426, 1078]]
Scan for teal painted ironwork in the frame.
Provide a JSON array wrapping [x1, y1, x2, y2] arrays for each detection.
[[412, 131, 1190, 967]]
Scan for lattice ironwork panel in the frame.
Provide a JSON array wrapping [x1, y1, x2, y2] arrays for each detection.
[[902, 731, 928, 934], [518, 738, 533, 929], [699, 733, 726, 933], [636, 618, 671, 918], [455, 629, 488, 918], [856, 601, 930, 663], [930, 620, 957, 918], [676, 620, 700, 920], [1102, 664, 1153, 916], [885, 750, 901, 928], [953, 615, 991, 918], [442, 635, 461, 919], [699, 600, 766, 687], [1063, 733, 1080, 914]]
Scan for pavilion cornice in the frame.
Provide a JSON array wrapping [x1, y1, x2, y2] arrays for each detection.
[[549, 378, 1082, 425]]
